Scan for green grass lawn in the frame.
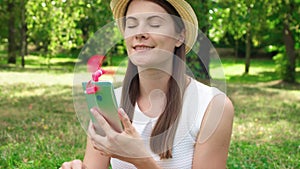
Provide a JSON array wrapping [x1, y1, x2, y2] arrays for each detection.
[[0, 55, 299, 168]]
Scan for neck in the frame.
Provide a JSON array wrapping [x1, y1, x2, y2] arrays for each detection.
[[136, 69, 170, 117], [138, 68, 171, 97]]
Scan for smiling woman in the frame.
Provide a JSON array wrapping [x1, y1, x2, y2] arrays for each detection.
[[124, 3, 184, 69], [61, 0, 234, 169]]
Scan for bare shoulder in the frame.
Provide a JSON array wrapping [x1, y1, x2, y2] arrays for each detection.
[[197, 94, 234, 142], [218, 95, 234, 135], [214, 95, 234, 140], [209, 94, 234, 122], [192, 94, 234, 168], [222, 95, 234, 120]]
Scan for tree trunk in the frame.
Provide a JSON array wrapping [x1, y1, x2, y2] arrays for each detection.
[[244, 27, 251, 74], [197, 34, 211, 79], [7, 2, 17, 64], [235, 39, 239, 62], [197, 0, 210, 80], [282, 21, 296, 83], [21, 0, 26, 68]]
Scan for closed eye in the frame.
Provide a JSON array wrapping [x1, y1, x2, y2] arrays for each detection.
[[148, 16, 164, 28], [126, 25, 137, 29], [150, 24, 161, 28], [125, 17, 138, 29]]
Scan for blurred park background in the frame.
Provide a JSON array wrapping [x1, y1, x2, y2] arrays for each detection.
[[0, 0, 299, 168]]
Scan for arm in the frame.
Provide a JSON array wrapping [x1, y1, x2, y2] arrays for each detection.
[[192, 95, 234, 169], [83, 136, 111, 169], [60, 134, 111, 169]]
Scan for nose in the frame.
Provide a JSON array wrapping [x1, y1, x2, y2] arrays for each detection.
[[134, 23, 149, 40], [135, 32, 149, 40], [124, 22, 150, 40]]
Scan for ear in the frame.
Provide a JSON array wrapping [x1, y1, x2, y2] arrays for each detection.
[[175, 30, 186, 47]]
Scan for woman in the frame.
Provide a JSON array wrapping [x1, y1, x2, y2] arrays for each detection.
[[61, 0, 234, 168]]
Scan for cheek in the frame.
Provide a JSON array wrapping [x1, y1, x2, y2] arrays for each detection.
[[158, 36, 178, 50], [124, 29, 135, 39], [124, 38, 131, 46], [124, 38, 132, 52]]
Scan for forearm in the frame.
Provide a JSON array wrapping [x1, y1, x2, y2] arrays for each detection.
[[83, 137, 111, 169], [133, 157, 162, 169]]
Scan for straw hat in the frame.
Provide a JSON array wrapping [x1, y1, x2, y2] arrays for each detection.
[[110, 0, 199, 54]]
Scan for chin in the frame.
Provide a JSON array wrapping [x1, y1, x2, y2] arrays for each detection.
[[129, 51, 152, 65], [130, 58, 152, 68], [129, 49, 173, 69]]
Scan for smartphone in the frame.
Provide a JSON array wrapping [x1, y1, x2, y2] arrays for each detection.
[[82, 81, 123, 135]]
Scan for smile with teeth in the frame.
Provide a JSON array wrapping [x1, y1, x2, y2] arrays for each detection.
[[134, 45, 154, 52]]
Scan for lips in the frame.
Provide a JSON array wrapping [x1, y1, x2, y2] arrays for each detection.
[[133, 45, 154, 52]]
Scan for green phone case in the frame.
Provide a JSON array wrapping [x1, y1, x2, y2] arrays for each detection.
[[82, 81, 123, 135]]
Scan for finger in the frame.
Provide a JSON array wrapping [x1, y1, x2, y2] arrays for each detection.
[[71, 160, 83, 169], [90, 139, 111, 157], [88, 121, 107, 145], [61, 162, 71, 169], [118, 108, 132, 129], [90, 108, 115, 135], [89, 125, 118, 154], [86, 120, 93, 136], [82, 163, 88, 169], [87, 120, 95, 137], [89, 135, 106, 151]]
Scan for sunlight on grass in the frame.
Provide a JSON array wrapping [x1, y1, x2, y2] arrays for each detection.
[[223, 62, 245, 76], [0, 57, 299, 168], [0, 83, 86, 168], [0, 72, 74, 86], [232, 120, 299, 143], [220, 58, 299, 83], [227, 82, 300, 168]]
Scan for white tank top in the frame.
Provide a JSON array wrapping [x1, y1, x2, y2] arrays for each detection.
[[111, 78, 224, 169]]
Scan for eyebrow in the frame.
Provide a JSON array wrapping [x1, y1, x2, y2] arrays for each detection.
[[147, 15, 166, 21], [125, 16, 138, 21], [125, 15, 166, 22]]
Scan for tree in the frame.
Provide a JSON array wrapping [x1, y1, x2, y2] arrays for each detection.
[[0, 0, 24, 65], [74, 0, 112, 43], [24, 0, 115, 66], [279, 0, 298, 83], [210, 0, 270, 74], [7, 0, 19, 64], [26, 0, 88, 66], [187, 0, 213, 80], [264, 0, 299, 83], [20, 0, 27, 68]]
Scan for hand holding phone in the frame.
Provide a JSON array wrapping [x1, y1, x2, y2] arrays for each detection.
[[82, 81, 123, 135]]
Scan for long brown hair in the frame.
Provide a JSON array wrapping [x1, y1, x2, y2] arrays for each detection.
[[120, 0, 186, 159]]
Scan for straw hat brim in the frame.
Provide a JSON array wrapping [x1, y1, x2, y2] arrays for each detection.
[[110, 0, 198, 54]]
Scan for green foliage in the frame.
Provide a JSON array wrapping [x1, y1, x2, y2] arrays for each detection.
[[273, 52, 296, 82], [273, 53, 286, 77], [0, 0, 299, 81], [26, 0, 86, 53], [0, 0, 116, 67], [187, 0, 212, 33], [186, 51, 207, 79]]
